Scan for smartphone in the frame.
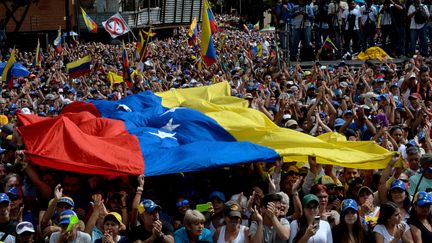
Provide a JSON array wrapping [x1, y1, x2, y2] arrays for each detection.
[[314, 216, 320, 230], [196, 203, 211, 213]]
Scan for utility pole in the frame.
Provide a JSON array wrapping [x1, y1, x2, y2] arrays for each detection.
[[65, 0, 71, 44]]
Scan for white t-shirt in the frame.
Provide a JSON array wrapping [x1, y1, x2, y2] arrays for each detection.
[[49, 231, 92, 243], [361, 5, 377, 25], [342, 8, 362, 30], [0, 232, 15, 243], [408, 4, 430, 29], [373, 222, 410, 243], [289, 220, 333, 243]]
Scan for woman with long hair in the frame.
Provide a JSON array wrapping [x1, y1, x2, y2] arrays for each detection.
[[387, 180, 411, 221], [174, 209, 212, 243], [408, 191, 432, 243], [332, 199, 369, 243], [373, 201, 413, 243], [289, 194, 332, 243]]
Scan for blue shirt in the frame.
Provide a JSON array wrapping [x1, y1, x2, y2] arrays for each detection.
[[174, 227, 213, 243]]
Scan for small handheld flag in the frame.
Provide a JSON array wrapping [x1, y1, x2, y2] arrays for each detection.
[[54, 27, 62, 53], [33, 39, 42, 68], [188, 17, 198, 46], [122, 42, 133, 87], [1, 48, 15, 89], [66, 55, 92, 78], [323, 36, 338, 51]]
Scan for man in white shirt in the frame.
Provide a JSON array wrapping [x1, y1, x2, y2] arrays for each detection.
[[361, 0, 378, 49], [407, 0, 430, 56], [342, 0, 362, 54]]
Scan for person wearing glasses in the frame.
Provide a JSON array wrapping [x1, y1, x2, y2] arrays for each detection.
[[214, 201, 251, 243], [289, 194, 332, 243], [173, 198, 190, 230], [310, 184, 340, 228]]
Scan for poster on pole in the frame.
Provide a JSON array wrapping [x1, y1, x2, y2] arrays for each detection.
[[102, 13, 131, 38]]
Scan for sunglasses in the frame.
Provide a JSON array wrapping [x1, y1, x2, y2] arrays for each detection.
[[306, 204, 319, 209], [176, 199, 189, 207]]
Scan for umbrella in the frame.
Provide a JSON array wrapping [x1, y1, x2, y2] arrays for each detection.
[[62, 31, 79, 37], [0, 62, 30, 78]]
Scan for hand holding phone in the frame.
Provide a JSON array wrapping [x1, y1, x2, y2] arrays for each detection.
[[314, 216, 320, 230]]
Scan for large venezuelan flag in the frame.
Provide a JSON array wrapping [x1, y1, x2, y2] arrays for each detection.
[[66, 55, 92, 78], [17, 82, 395, 177], [200, 0, 217, 66]]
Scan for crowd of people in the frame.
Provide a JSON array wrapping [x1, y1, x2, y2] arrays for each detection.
[[273, 0, 432, 61], [0, 5, 432, 243]]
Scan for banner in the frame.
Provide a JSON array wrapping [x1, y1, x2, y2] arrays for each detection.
[[102, 13, 131, 38]]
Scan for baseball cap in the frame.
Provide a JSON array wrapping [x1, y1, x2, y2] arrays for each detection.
[[1, 124, 13, 135], [302, 194, 319, 206], [209, 191, 226, 202], [58, 210, 77, 225], [390, 179, 406, 191], [57, 196, 74, 208], [357, 186, 373, 197], [341, 199, 358, 213], [316, 175, 335, 186], [6, 187, 22, 200], [343, 110, 354, 116], [140, 199, 161, 214], [0, 193, 10, 204], [104, 212, 125, 228], [45, 94, 56, 101], [414, 191, 432, 206], [16, 221, 35, 235], [224, 201, 242, 218], [335, 118, 346, 127], [285, 119, 298, 128], [21, 107, 31, 115], [304, 71, 312, 76], [409, 93, 422, 100], [244, 93, 253, 99]]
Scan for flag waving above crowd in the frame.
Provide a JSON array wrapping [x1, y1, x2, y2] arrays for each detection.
[[200, 0, 217, 66]]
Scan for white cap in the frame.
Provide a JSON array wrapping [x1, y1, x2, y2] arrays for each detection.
[[16, 221, 35, 235], [21, 108, 31, 115]]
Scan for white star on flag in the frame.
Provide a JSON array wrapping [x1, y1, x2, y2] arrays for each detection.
[[160, 107, 186, 116], [149, 130, 177, 140], [161, 118, 180, 131], [116, 104, 132, 112]]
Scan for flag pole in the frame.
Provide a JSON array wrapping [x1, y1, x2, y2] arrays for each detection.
[[315, 35, 329, 61]]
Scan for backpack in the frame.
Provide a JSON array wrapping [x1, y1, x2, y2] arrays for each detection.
[[414, 5, 428, 24]]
